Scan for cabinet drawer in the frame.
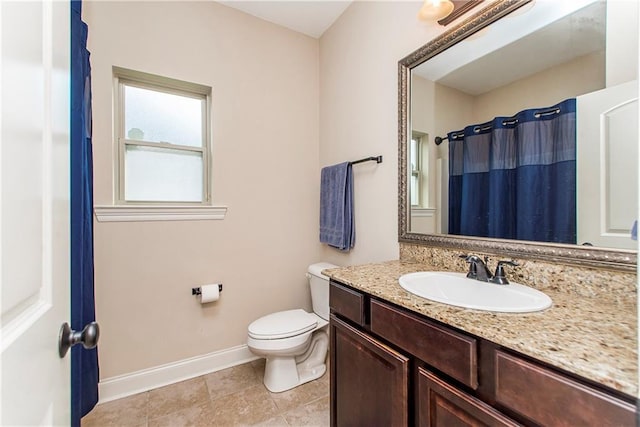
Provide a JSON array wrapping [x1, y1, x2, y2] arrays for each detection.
[[370, 299, 478, 389], [329, 281, 366, 326], [418, 367, 520, 427], [495, 350, 636, 426]]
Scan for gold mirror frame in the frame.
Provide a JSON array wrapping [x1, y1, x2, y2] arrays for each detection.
[[398, 0, 637, 272]]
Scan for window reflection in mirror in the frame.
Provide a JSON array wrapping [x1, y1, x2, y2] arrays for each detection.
[[410, 133, 426, 207]]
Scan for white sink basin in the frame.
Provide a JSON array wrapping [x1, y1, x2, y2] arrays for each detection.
[[398, 272, 552, 313]]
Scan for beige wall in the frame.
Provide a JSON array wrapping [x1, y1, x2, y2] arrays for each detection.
[[472, 51, 605, 123], [319, 0, 437, 266], [85, 1, 321, 378], [413, 76, 475, 209], [414, 51, 605, 151], [606, 0, 639, 87]]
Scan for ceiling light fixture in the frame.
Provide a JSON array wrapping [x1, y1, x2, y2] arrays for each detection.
[[417, 0, 455, 21], [418, 0, 485, 26]]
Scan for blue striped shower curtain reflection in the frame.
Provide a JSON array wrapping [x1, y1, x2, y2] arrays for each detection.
[[448, 98, 576, 244]]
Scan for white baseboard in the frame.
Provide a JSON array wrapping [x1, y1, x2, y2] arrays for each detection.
[[98, 345, 259, 404]]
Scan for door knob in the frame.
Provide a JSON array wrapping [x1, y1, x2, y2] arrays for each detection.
[[58, 321, 100, 358]]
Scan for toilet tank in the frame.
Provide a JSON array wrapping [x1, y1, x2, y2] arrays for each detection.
[[307, 262, 338, 321]]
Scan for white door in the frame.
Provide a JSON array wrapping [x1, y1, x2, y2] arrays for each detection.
[[1, 0, 71, 425], [577, 80, 639, 250]]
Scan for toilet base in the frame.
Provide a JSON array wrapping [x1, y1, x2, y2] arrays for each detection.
[[263, 331, 328, 393]]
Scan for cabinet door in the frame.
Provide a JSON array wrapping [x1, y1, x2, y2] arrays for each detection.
[[418, 368, 520, 427], [330, 315, 409, 427]]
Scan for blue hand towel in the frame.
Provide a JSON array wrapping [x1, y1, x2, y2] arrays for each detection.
[[320, 162, 355, 251]]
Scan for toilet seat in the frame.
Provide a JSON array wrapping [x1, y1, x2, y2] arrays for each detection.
[[248, 309, 318, 340]]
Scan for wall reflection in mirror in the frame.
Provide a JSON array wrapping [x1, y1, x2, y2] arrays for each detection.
[[408, 0, 638, 251]]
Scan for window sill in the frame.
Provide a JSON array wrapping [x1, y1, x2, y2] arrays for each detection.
[[411, 207, 436, 217], [94, 205, 228, 222]]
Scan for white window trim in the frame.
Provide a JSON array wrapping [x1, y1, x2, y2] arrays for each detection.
[[99, 67, 226, 222], [410, 207, 436, 217], [94, 205, 227, 222]]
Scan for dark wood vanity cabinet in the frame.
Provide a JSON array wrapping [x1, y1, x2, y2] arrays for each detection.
[[329, 280, 636, 427]]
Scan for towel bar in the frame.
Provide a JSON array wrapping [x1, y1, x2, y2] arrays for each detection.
[[350, 155, 382, 165]]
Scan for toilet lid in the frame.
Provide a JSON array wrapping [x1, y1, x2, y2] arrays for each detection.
[[248, 309, 318, 340]]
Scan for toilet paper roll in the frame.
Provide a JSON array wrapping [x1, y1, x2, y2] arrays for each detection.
[[200, 284, 220, 303]]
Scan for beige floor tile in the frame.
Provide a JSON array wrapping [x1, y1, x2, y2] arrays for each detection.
[[318, 364, 330, 386], [249, 415, 289, 426], [282, 396, 329, 427], [82, 360, 329, 427], [205, 363, 262, 400], [148, 403, 214, 427], [148, 377, 210, 419], [81, 392, 148, 427], [323, 357, 330, 377], [210, 384, 280, 426], [269, 377, 329, 414], [250, 358, 266, 379]]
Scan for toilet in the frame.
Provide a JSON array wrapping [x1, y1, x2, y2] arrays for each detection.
[[247, 262, 337, 393]]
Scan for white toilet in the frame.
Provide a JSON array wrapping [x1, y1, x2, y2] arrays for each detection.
[[247, 262, 337, 393]]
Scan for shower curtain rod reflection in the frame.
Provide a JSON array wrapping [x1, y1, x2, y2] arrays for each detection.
[[434, 106, 563, 145], [434, 133, 463, 145]]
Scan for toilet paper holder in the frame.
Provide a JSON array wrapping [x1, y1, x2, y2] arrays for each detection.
[[192, 284, 223, 296]]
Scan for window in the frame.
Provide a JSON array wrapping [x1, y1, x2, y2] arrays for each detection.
[[114, 67, 211, 204], [410, 135, 423, 206]]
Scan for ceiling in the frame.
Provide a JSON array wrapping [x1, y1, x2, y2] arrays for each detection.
[[218, 0, 353, 38], [413, 1, 606, 96]]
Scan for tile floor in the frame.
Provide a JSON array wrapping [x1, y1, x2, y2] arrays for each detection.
[[81, 359, 329, 427]]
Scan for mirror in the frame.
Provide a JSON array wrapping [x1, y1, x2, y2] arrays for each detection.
[[399, 0, 638, 271]]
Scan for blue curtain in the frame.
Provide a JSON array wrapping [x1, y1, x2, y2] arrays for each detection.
[[71, 1, 98, 425], [448, 98, 576, 244]]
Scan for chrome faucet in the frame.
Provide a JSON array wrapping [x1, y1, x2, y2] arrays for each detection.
[[461, 255, 519, 285]]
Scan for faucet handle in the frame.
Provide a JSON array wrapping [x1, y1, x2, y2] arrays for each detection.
[[463, 254, 482, 263], [461, 254, 480, 279], [497, 260, 518, 268], [491, 260, 519, 285]]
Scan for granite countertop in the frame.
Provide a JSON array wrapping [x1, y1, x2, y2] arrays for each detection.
[[324, 260, 638, 398]]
